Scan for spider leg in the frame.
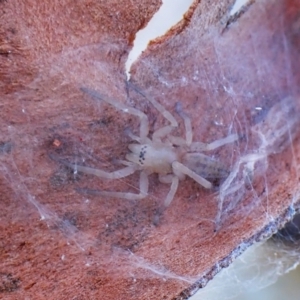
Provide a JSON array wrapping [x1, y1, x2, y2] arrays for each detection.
[[175, 102, 193, 146], [172, 161, 212, 189], [159, 175, 180, 206], [77, 171, 149, 200], [153, 126, 175, 143], [158, 174, 174, 184], [167, 136, 186, 146], [55, 157, 138, 179], [128, 83, 178, 127], [190, 133, 239, 152], [164, 103, 192, 146], [125, 128, 151, 144], [113, 159, 136, 167], [81, 87, 149, 140], [163, 175, 179, 206]]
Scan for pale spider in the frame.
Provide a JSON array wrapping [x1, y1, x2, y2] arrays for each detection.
[[62, 87, 238, 206]]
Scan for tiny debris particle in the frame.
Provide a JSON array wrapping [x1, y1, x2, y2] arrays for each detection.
[[53, 139, 62, 147]]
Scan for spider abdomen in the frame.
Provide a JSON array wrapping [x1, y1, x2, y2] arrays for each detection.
[[182, 153, 229, 179]]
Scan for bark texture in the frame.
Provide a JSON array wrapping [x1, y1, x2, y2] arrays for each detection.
[[0, 0, 300, 299]]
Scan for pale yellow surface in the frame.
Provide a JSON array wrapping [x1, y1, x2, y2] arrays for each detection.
[[191, 241, 300, 300]]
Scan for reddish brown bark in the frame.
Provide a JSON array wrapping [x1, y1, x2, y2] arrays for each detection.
[[1, 0, 300, 299]]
